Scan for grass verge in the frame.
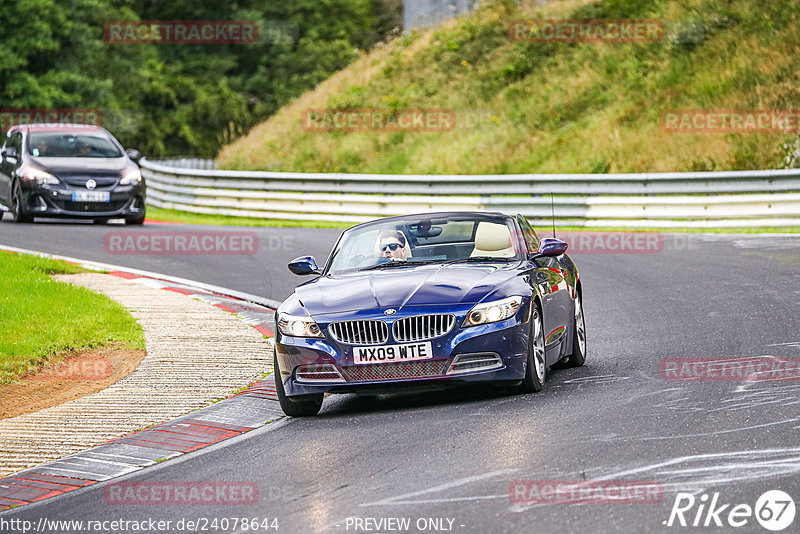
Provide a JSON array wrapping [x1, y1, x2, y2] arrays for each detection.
[[0, 252, 145, 383], [146, 205, 351, 229]]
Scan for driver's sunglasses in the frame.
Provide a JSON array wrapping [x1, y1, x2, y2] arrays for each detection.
[[381, 243, 403, 252]]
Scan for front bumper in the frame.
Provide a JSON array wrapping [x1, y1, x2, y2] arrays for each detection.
[[275, 309, 531, 397], [19, 181, 145, 219]]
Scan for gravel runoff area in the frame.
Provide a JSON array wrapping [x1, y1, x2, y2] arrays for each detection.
[[0, 273, 273, 479]]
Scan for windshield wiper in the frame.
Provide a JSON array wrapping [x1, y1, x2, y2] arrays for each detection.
[[443, 256, 517, 264], [358, 256, 516, 271], [359, 262, 417, 271], [358, 259, 448, 271]]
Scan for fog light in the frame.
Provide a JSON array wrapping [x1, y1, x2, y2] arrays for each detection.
[[31, 196, 48, 211], [296, 363, 345, 383]]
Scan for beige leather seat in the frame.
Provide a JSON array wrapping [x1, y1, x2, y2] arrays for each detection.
[[471, 222, 515, 257]]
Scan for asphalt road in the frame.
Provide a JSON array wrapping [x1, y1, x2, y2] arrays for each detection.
[[2, 218, 800, 534], [0, 213, 341, 302]]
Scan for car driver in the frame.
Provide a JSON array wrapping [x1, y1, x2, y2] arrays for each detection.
[[377, 230, 407, 261]]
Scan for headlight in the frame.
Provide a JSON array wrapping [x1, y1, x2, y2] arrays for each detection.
[[20, 168, 59, 185], [463, 296, 523, 327], [120, 169, 141, 185], [277, 313, 324, 338]]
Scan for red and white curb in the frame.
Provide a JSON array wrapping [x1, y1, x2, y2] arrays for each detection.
[[0, 246, 284, 512]]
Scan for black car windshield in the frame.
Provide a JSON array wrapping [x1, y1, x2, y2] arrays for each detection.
[[27, 132, 123, 158], [326, 214, 520, 275]]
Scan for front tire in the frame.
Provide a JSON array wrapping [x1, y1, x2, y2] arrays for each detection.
[[565, 292, 586, 367], [126, 205, 145, 225], [521, 305, 546, 393], [11, 183, 32, 223], [273, 355, 323, 417]]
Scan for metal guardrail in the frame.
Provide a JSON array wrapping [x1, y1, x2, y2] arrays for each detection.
[[149, 157, 218, 170], [404, 0, 479, 31], [140, 158, 800, 227]]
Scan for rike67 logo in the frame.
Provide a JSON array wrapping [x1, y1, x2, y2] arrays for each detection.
[[666, 490, 796, 531]]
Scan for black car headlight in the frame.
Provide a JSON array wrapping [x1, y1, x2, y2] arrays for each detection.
[[463, 296, 523, 327], [277, 313, 324, 338]]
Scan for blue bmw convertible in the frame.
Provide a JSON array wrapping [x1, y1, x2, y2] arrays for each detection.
[[273, 211, 586, 416]]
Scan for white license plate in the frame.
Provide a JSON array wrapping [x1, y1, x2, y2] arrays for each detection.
[[72, 191, 110, 202], [354, 342, 433, 365]]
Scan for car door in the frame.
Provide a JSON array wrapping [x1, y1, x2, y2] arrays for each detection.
[[516, 215, 572, 361], [0, 131, 23, 205]]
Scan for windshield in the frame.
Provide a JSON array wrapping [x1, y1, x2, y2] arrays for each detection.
[[326, 214, 520, 275], [27, 132, 123, 158]]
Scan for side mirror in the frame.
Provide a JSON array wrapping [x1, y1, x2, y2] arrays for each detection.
[[126, 148, 142, 162], [2, 146, 18, 159], [288, 256, 320, 275], [534, 238, 568, 258]]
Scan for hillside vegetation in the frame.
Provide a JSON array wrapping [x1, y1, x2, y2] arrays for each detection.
[[217, 0, 800, 174], [1, 0, 401, 157]]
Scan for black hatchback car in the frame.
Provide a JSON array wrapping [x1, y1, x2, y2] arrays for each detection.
[[0, 123, 145, 224]]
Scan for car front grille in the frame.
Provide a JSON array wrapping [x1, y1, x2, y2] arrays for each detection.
[[392, 314, 455, 342], [63, 180, 116, 190], [54, 200, 127, 213], [343, 360, 448, 382], [329, 320, 389, 345]]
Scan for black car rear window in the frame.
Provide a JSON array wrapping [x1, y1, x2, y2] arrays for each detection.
[[28, 132, 123, 158]]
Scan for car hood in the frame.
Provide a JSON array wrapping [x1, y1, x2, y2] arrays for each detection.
[[34, 157, 132, 185], [295, 262, 522, 317]]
